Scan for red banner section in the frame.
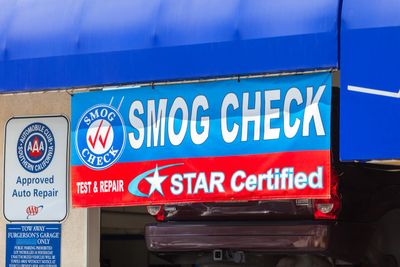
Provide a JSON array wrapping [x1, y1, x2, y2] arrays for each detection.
[[72, 150, 330, 207]]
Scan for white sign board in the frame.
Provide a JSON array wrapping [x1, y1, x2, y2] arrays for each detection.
[[4, 116, 68, 222]]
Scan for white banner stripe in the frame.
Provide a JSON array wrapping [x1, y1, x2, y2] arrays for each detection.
[[348, 85, 400, 98]]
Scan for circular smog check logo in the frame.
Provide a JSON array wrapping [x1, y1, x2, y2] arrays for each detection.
[[17, 122, 55, 173], [76, 104, 126, 170]]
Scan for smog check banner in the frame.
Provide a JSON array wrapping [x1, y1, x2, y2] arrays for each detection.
[[71, 73, 332, 207]]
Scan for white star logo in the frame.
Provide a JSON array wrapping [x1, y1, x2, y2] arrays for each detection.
[[145, 165, 168, 196]]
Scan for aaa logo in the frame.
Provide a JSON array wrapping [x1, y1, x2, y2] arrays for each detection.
[[26, 205, 43, 219], [17, 122, 55, 173]]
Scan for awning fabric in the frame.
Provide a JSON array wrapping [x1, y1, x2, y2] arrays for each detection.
[[340, 0, 400, 160], [0, 0, 339, 92]]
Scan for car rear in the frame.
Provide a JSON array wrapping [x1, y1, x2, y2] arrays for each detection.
[[145, 172, 340, 253]]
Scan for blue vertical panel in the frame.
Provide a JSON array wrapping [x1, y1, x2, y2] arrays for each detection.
[[0, 0, 339, 92], [340, 0, 400, 160]]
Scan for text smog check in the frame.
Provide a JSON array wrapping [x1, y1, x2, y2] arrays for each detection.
[[128, 85, 326, 149]]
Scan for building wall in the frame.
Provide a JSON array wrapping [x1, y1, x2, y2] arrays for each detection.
[[0, 91, 100, 267]]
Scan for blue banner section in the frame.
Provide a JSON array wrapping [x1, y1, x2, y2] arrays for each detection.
[[340, 0, 400, 160], [0, 0, 338, 92], [71, 73, 331, 167], [6, 224, 61, 267]]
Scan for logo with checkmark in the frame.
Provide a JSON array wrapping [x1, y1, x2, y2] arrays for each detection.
[[75, 103, 126, 170]]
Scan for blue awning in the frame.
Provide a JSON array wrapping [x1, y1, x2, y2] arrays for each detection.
[[0, 0, 339, 92], [340, 0, 400, 160]]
